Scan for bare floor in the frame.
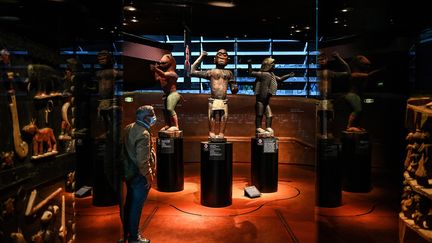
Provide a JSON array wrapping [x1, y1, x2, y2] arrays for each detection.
[[74, 163, 408, 243]]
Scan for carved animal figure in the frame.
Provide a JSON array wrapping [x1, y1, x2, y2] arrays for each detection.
[[23, 120, 57, 157]]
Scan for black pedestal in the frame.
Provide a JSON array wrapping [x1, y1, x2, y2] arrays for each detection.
[[317, 137, 342, 207], [341, 131, 372, 192], [200, 141, 233, 207], [92, 139, 118, 206], [156, 137, 184, 192], [251, 137, 279, 193]]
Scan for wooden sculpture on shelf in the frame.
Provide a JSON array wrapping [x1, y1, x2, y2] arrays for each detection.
[[1, 151, 14, 169], [59, 101, 72, 141], [26, 64, 62, 99], [22, 119, 57, 159], [10, 229, 26, 243], [8, 90, 29, 159]]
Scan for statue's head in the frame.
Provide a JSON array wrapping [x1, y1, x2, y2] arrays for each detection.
[[214, 49, 229, 67], [260, 57, 275, 72], [22, 119, 38, 135], [97, 50, 114, 68], [317, 52, 328, 67], [158, 53, 176, 72], [350, 55, 371, 72]]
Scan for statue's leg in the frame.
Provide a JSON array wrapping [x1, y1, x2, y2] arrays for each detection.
[[38, 141, 43, 155], [160, 96, 170, 131], [167, 92, 181, 131], [46, 136, 52, 152], [208, 101, 216, 138], [219, 103, 228, 138], [255, 99, 264, 129], [265, 105, 274, 135], [345, 93, 363, 132], [33, 139, 39, 156]]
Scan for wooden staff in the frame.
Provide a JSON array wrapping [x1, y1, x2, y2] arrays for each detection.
[[25, 189, 37, 216], [59, 195, 67, 243], [28, 187, 62, 216]]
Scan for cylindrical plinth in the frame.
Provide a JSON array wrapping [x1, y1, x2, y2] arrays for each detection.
[[341, 131, 372, 192], [200, 141, 233, 207], [156, 137, 184, 192], [316, 137, 342, 207], [251, 137, 279, 193]]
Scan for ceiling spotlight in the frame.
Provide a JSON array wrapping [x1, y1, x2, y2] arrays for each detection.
[[130, 16, 139, 23], [123, 0, 137, 11], [341, 7, 353, 13], [208, 1, 236, 8], [333, 18, 339, 24], [295, 29, 302, 33]]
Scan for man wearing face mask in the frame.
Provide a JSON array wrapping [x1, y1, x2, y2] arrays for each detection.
[[119, 105, 156, 243]]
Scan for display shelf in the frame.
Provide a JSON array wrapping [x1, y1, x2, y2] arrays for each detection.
[[403, 171, 432, 201], [399, 212, 432, 242]]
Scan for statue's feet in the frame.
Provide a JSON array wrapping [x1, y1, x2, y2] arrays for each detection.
[[256, 128, 269, 134], [167, 126, 179, 131], [346, 126, 366, 133], [209, 132, 216, 138], [159, 126, 170, 132], [217, 133, 225, 138], [265, 127, 274, 136]]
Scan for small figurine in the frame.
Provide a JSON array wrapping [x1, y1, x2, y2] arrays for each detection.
[[1, 151, 14, 169], [10, 229, 26, 243], [248, 58, 295, 137], [151, 53, 181, 133], [22, 120, 57, 159], [191, 49, 238, 140]]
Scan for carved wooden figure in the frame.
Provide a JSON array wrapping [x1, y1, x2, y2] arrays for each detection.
[[22, 120, 57, 159], [1, 151, 14, 169]]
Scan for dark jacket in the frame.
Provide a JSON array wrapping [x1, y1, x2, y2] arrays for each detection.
[[121, 123, 156, 181]]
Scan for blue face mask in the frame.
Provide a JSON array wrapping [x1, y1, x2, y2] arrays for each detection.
[[149, 116, 157, 126]]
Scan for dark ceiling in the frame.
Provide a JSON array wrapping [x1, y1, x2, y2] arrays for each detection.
[[0, 0, 432, 47]]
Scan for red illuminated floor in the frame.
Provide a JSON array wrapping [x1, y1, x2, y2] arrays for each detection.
[[74, 163, 406, 243]]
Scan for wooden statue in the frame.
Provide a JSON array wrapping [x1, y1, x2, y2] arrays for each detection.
[[1, 151, 14, 169], [22, 120, 57, 159]]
